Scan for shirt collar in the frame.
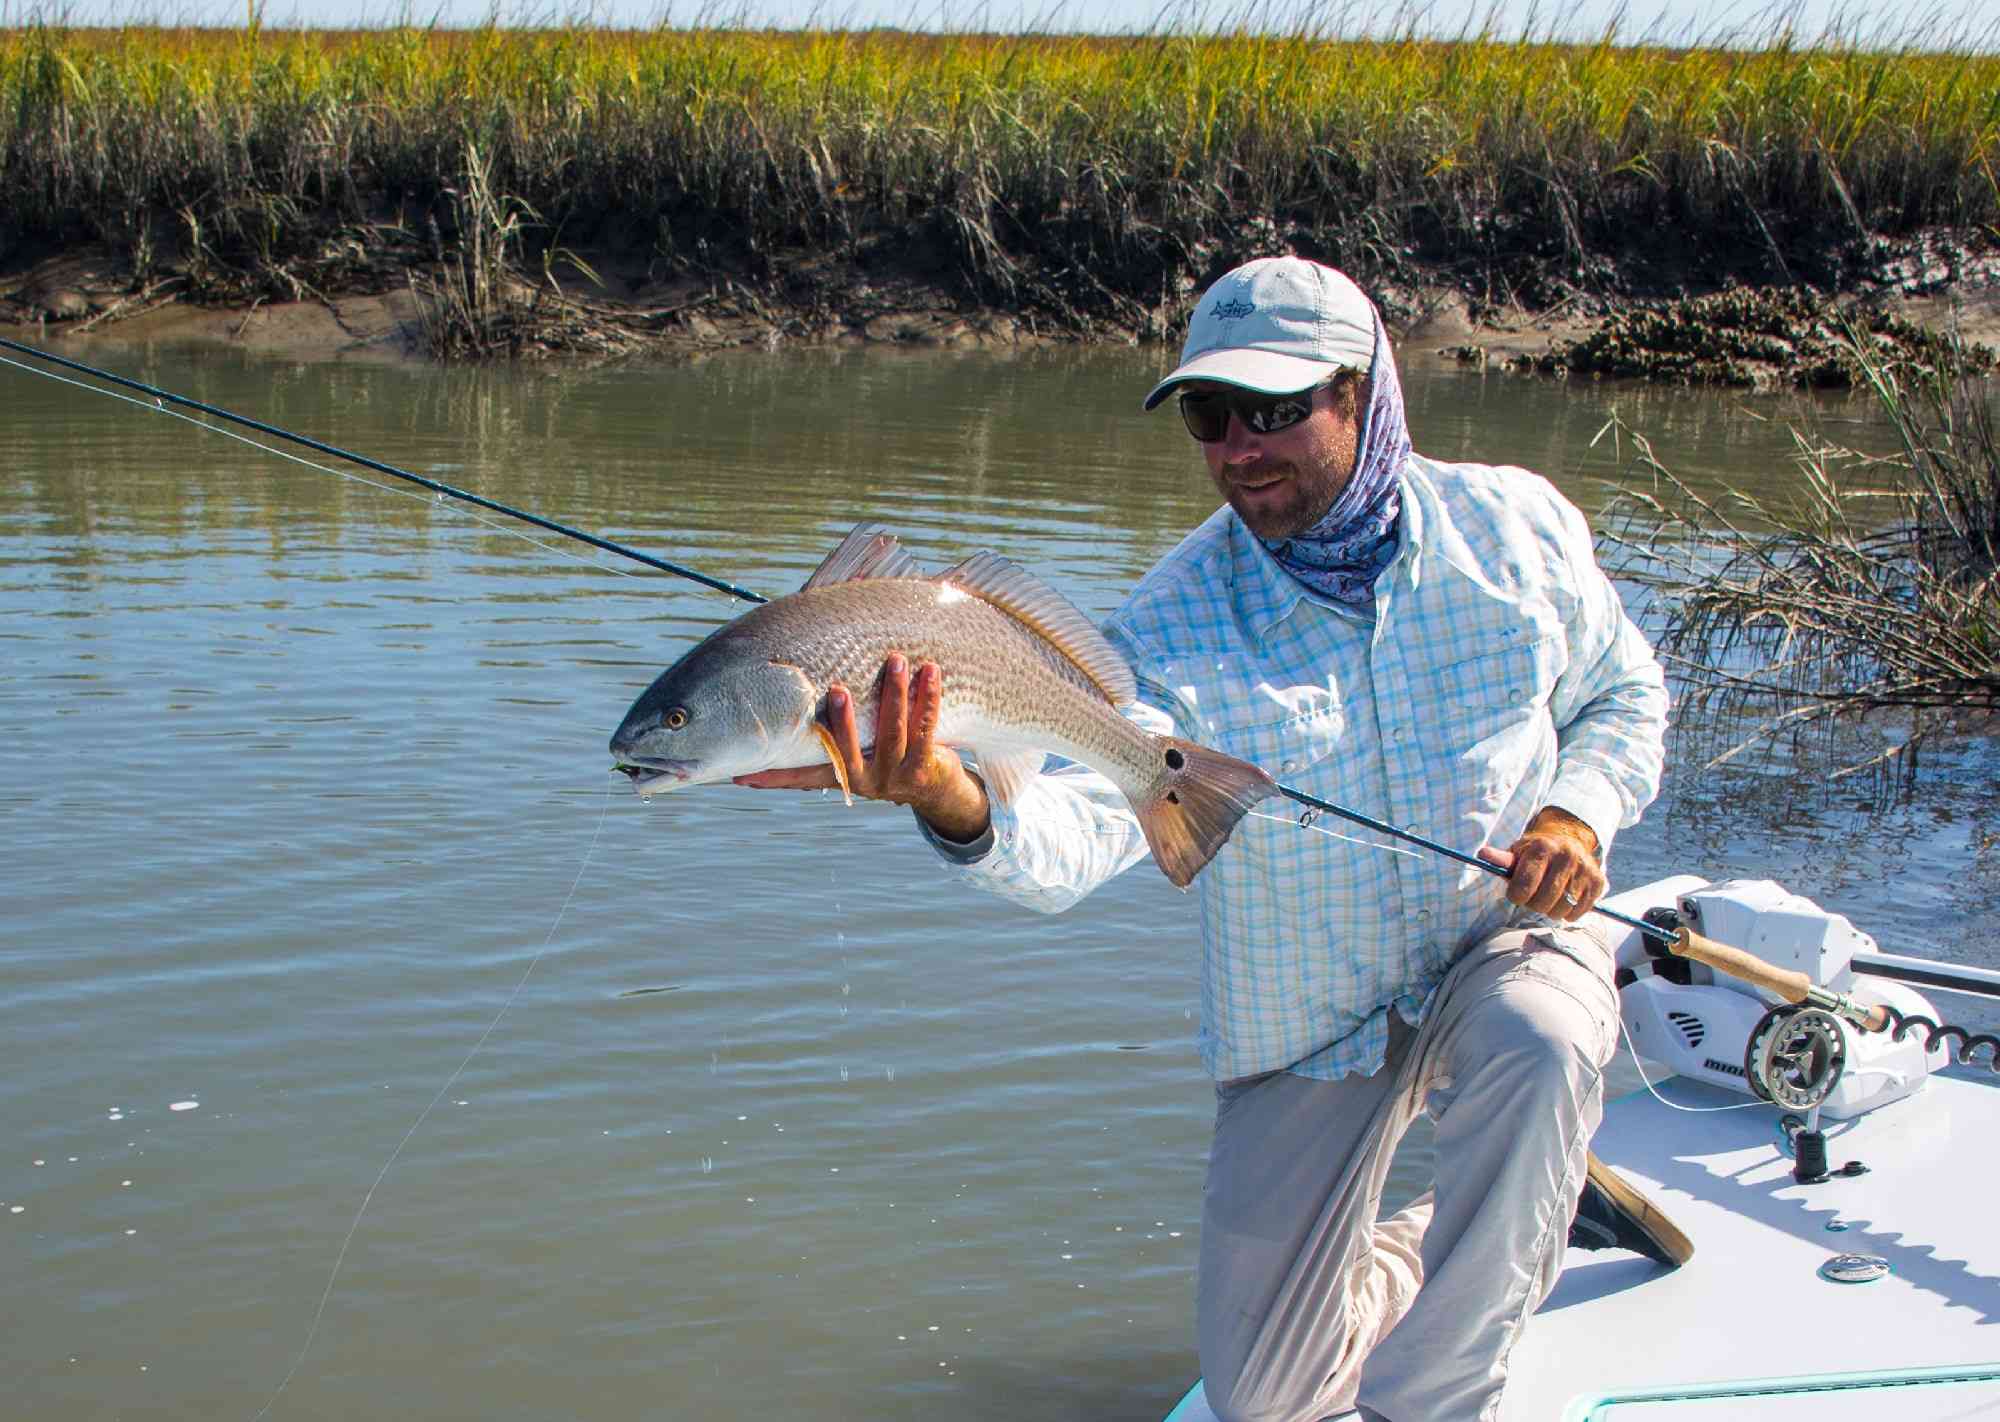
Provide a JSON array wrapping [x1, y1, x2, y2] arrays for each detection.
[[1393, 463, 1428, 590]]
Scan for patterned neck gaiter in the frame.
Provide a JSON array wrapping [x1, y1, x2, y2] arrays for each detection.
[[1260, 311, 1411, 606]]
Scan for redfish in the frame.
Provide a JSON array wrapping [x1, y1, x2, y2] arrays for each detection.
[[608, 524, 1275, 888]]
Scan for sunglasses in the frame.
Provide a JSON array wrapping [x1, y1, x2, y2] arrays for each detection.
[[1177, 385, 1322, 443]]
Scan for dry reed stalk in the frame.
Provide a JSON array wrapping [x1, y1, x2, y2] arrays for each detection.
[[1601, 336, 1999, 775]]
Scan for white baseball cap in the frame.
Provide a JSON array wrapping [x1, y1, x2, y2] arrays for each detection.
[[1142, 256, 1379, 410]]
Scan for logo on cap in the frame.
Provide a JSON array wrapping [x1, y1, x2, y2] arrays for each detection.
[[1208, 298, 1255, 320]]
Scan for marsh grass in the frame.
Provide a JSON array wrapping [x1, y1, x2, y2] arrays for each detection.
[[1603, 339, 2000, 773], [2, 17, 1996, 342]]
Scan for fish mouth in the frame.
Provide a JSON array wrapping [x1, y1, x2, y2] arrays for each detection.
[[612, 756, 698, 797]]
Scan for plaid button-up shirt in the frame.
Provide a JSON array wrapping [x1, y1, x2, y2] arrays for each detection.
[[929, 454, 1667, 1082]]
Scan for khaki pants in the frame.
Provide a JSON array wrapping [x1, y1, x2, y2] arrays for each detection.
[[1196, 923, 1620, 1422]]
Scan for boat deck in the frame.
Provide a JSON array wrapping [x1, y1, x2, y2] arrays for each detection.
[[1508, 1066, 2000, 1418], [1168, 1066, 2000, 1421]]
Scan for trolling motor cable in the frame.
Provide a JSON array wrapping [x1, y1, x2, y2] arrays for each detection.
[[8, 337, 2000, 1045], [1874, 1005, 2000, 1070]]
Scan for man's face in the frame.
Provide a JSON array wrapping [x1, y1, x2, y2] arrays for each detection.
[[1189, 381, 1363, 541]]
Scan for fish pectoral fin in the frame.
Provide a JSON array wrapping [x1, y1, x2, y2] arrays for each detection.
[[811, 721, 855, 807], [971, 748, 1045, 809]]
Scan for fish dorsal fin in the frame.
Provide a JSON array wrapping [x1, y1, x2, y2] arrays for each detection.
[[799, 523, 925, 591], [939, 552, 1137, 707]]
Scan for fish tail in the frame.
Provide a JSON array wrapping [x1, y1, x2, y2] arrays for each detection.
[[1134, 738, 1279, 889]]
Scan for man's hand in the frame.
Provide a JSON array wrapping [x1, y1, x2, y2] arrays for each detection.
[[734, 652, 992, 843], [1475, 806, 1605, 922]]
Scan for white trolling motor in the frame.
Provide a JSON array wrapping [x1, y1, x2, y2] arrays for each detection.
[[1609, 878, 1949, 1121]]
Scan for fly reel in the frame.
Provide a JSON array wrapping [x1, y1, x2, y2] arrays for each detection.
[[1745, 1005, 1849, 1111]]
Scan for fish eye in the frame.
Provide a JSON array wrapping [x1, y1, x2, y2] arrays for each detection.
[[664, 707, 689, 730]]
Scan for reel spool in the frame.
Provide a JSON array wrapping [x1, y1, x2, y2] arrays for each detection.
[[1745, 1005, 1848, 1112]]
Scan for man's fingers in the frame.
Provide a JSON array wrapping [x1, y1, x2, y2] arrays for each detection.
[[1551, 888, 1590, 921], [737, 662, 958, 807], [1484, 839, 1569, 915], [874, 654, 910, 770], [1480, 844, 1536, 912], [1556, 871, 1594, 916], [1481, 822, 1611, 920], [1516, 845, 1604, 920], [1513, 863, 1556, 913], [1479, 842, 1545, 908], [905, 661, 942, 769], [1518, 842, 1574, 916], [1555, 864, 1609, 921], [1527, 874, 1569, 917]]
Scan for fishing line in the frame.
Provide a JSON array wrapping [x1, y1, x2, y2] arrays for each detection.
[[1245, 806, 1425, 861], [1618, 1012, 1771, 1115], [250, 774, 615, 1421]]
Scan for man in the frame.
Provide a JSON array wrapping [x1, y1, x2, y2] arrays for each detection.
[[742, 256, 1685, 1421]]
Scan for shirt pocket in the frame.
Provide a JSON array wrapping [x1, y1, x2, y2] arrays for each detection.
[[1415, 633, 1565, 814], [1210, 702, 1345, 781], [1203, 703, 1342, 907], [1420, 632, 1565, 753]]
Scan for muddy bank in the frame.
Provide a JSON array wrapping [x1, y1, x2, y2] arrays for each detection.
[[1496, 281, 1999, 387], [0, 235, 1047, 364], [5, 225, 1997, 383]]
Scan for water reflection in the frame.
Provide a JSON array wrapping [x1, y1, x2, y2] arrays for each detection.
[[2, 344, 1911, 590]]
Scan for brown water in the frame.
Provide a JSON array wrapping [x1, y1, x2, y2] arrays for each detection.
[[3, 341, 1996, 1421]]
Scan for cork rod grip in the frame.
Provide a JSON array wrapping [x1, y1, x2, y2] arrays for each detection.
[[1671, 928, 1812, 1001], [1669, 928, 1891, 1033]]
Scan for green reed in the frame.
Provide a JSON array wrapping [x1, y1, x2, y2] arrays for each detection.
[[2, 20, 1995, 320]]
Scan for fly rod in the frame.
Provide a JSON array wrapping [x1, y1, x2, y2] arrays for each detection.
[[9, 337, 1996, 1014], [0, 337, 767, 605]]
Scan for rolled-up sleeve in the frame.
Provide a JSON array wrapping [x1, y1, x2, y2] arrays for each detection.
[[1542, 495, 1669, 855]]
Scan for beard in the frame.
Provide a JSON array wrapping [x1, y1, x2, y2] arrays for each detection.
[[1218, 461, 1342, 541]]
